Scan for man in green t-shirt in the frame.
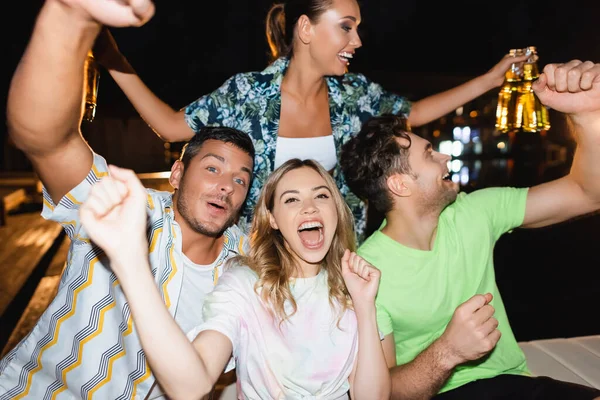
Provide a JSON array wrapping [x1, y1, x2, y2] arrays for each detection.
[[340, 60, 600, 400]]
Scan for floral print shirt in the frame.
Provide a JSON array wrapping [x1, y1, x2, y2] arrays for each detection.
[[184, 57, 411, 242]]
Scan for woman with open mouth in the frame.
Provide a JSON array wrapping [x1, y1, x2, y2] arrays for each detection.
[[80, 158, 390, 399]]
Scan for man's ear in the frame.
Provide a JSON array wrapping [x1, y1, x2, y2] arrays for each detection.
[[169, 160, 184, 190], [387, 173, 412, 198], [296, 14, 313, 45], [268, 210, 279, 230]]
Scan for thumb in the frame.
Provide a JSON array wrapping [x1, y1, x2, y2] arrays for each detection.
[[532, 72, 548, 94], [463, 293, 492, 313], [483, 292, 493, 304], [341, 249, 351, 272]]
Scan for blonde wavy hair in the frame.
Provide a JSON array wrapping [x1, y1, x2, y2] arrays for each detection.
[[238, 158, 356, 325]]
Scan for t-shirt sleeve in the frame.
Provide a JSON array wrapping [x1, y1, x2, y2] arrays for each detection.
[[40, 152, 109, 243], [191, 266, 251, 371], [349, 73, 412, 120], [375, 298, 394, 337], [461, 187, 529, 238], [183, 74, 240, 133]]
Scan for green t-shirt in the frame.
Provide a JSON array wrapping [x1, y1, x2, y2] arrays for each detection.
[[357, 187, 531, 394]]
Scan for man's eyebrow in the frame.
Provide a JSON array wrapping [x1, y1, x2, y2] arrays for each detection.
[[201, 153, 225, 162], [424, 142, 432, 155]]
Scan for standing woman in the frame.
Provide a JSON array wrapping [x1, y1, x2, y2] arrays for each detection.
[[96, 0, 526, 240], [79, 159, 389, 399]]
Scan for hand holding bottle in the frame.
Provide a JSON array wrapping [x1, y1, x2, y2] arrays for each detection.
[[533, 60, 600, 119], [486, 51, 529, 89]]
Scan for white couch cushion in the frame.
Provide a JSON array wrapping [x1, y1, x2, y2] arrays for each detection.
[[519, 335, 600, 389]]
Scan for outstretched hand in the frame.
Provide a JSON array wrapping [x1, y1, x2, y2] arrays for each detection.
[[58, 0, 155, 27], [486, 52, 529, 88], [341, 250, 381, 308], [80, 165, 149, 261], [533, 60, 600, 118]]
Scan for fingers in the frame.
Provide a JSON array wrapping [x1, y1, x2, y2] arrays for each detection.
[[488, 328, 502, 346], [459, 293, 493, 314], [580, 63, 600, 91], [108, 164, 146, 199], [84, 175, 127, 217], [81, 165, 142, 220], [481, 316, 500, 336], [473, 303, 495, 325], [345, 252, 379, 281], [554, 60, 583, 93], [541, 60, 599, 93]]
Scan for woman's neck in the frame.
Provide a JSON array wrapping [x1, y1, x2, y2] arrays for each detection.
[[282, 55, 327, 101]]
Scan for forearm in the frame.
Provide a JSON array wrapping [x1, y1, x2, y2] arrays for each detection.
[[352, 305, 391, 400], [567, 114, 600, 203], [114, 252, 213, 399], [408, 74, 496, 127], [389, 339, 454, 400], [106, 62, 194, 142], [6, 0, 99, 155]]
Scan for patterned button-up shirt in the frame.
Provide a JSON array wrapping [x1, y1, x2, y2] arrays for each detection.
[[185, 57, 411, 242], [0, 153, 249, 400]]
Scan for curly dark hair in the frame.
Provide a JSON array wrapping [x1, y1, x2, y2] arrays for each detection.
[[340, 114, 413, 214]]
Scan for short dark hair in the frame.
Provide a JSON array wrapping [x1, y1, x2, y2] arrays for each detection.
[[180, 126, 255, 169], [340, 114, 413, 214]]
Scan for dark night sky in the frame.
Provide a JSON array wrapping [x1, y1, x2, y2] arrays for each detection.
[[3, 0, 600, 122]]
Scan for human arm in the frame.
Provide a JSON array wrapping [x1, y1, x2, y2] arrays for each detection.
[[343, 251, 390, 400], [6, 0, 153, 204], [79, 165, 231, 400], [383, 294, 499, 400], [92, 27, 194, 142], [520, 60, 600, 228], [408, 52, 528, 127]]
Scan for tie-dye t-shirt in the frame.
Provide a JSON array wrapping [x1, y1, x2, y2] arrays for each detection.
[[191, 264, 358, 399]]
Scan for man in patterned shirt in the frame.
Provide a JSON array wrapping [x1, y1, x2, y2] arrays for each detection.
[[0, 0, 254, 399]]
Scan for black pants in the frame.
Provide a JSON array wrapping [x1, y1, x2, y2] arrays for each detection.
[[432, 374, 600, 400]]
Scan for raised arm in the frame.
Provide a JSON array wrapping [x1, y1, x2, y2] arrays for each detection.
[[522, 60, 600, 228], [408, 53, 528, 127], [7, 0, 154, 204], [93, 27, 195, 142], [343, 251, 390, 400], [79, 165, 231, 400], [384, 294, 499, 400]]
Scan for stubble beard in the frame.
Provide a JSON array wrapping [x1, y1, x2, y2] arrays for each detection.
[[176, 189, 237, 238]]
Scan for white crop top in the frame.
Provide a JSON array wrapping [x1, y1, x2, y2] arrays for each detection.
[[273, 134, 337, 172]]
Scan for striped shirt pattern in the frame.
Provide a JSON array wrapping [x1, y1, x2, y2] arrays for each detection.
[[0, 153, 249, 399]]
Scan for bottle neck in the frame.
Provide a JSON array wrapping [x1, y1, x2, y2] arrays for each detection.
[[523, 62, 539, 81]]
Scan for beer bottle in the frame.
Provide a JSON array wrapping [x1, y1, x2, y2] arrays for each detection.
[[517, 46, 551, 132], [495, 48, 524, 133], [83, 50, 100, 122]]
